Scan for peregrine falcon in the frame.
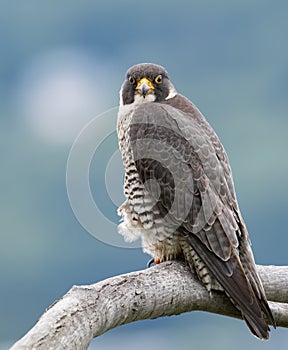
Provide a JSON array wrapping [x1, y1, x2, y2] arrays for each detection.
[[117, 63, 275, 339]]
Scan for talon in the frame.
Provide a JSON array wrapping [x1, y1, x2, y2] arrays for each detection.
[[147, 258, 155, 268], [146, 257, 161, 268]]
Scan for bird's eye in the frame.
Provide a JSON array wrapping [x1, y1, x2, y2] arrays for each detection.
[[154, 74, 162, 84], [128, 76, 136, 85]]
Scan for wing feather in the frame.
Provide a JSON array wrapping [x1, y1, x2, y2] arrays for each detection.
[[128, 101, 275, 337], [129, 102, 239, 256]]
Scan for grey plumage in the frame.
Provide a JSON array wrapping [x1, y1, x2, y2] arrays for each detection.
[[117, 63, 276, 339]]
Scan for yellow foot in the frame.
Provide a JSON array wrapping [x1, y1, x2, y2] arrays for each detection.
[[147, 257, 161, 268]]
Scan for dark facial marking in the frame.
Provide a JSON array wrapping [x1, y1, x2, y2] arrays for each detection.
[[121, 63, 172, 104]]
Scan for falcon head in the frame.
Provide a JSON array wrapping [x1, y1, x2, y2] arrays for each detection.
[[120, 63, 177, 106]]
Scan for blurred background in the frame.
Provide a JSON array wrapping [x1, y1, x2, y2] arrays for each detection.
[[1, 1, 287, 349]]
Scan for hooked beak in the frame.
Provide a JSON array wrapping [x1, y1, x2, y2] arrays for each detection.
[[136, 77, 155, 97]]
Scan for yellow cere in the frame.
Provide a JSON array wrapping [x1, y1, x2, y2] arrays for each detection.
[[136, 77, 155, 90]]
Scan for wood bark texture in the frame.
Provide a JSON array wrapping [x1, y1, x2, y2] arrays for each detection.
[[10, 262, 288, 350]]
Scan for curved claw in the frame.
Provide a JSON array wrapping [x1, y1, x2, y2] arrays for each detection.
[[146, 257, 161, 268], [146, 258, 155, 268]]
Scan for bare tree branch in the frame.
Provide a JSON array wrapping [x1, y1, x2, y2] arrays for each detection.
[[10, 262, 288, 350]]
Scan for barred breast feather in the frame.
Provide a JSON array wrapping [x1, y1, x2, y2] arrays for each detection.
[[117, 94, 275, 339]]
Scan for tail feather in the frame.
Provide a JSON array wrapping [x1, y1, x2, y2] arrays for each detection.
[[181, 228, 275, 339], [243, 314, 270, 340]]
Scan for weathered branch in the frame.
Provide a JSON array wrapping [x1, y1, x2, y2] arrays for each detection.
[[10, 262, 288, 350]]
